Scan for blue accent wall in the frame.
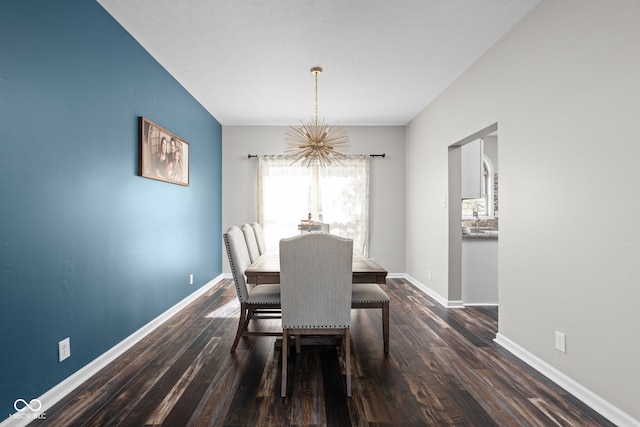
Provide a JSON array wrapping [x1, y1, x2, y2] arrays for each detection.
[[0, 0, 222, 416]]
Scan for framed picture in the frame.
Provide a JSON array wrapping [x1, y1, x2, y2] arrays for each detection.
[[139, 117, 190, 186]]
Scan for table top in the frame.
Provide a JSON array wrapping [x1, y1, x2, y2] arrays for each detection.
[[245, 252, 388, 285]]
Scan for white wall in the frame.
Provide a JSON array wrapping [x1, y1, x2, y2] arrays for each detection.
[[406, 0, 640, 423], [222, 126, 405, 274]]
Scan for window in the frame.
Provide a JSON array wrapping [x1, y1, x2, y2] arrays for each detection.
[[462, 156, 494, 218], [257, 155, 370, 254]]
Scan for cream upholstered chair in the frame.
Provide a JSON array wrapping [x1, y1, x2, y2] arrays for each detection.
[[241, 223, 260, 263], [224, 226, 280, 353], [251, 222, 267, 255], [352, 284, 390, 354], [279, 233, 353, 397]]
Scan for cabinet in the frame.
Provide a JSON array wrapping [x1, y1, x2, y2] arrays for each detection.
[[461, 138, 483, 199], [462, 237, 498, 305]]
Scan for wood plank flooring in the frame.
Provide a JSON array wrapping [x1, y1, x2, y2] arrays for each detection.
[[31, 278, 614, 426]]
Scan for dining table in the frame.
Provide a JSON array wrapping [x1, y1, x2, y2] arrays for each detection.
[[244, 251, 388, 285]]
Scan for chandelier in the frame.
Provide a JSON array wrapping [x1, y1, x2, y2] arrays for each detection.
[[284, 66, 350, 167]]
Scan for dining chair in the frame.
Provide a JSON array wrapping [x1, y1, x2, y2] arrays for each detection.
[[241, 223, 260, 263], [352, 284, 390, 354], [224, 225, 281, 353], [279, 233, 353, 397], [251, 221, 267, 255]]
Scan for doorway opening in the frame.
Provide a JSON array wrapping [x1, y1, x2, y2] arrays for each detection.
[[448, 123, 499, 307]]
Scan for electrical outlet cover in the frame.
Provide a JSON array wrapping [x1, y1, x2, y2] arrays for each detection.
[[555, 331, 566, 353], [58, 337, 71, 362]]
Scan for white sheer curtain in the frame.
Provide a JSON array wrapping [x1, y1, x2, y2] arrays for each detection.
[[257, 155, 370, 255], [257, 155, 310, 250], [318, 156, 369, 254]]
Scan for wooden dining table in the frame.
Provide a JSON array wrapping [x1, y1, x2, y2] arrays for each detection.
[[245, 252, 388, 285]]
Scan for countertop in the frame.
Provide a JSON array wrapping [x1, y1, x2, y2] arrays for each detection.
[[462, 228, 498, 239]]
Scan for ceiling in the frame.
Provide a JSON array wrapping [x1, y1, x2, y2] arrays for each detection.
[[97, 0, 539, 126]]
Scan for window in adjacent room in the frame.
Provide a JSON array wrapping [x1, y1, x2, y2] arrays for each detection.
[[462, 156, 494, 218]]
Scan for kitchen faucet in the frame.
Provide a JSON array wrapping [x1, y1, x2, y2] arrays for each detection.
[[472, 202, 480, 227]]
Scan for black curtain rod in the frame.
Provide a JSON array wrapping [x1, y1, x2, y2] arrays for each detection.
[[247, 153, 385, 159]]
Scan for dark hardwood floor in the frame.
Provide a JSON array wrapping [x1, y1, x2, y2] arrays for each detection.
[[32, 278, 614, 426]]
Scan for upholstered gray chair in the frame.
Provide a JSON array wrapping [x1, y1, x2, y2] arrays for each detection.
[[251, 221, 267, 255], [279, 233, 353, 397], [241, 223, 260, 263], [224, 226, 280, 353], [352, 284, 390, 354]]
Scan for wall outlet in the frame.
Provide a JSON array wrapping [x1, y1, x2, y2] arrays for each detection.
[[189, 274, 193, 285], [58, 337, 71, 362], [555, 331, 566, 353], [427, 270, 431, 280]]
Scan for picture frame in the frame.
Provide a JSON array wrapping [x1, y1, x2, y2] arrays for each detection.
[[138, 117, 190, 186]]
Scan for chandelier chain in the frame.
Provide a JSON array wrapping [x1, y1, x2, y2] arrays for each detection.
[[314, 70, 319, 123]]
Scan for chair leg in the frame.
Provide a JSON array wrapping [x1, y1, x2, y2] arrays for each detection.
[[230, 303, 247, 353], [382, 301, 389, 355], [281, 328, 288, 398], [345, 328, 352, 397]]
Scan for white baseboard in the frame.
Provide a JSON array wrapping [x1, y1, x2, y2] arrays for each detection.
[[463, 302, 499, 307], [495, 333, 639, 427], [1, 276, 223, 427], [399, 273, 464, 308]]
